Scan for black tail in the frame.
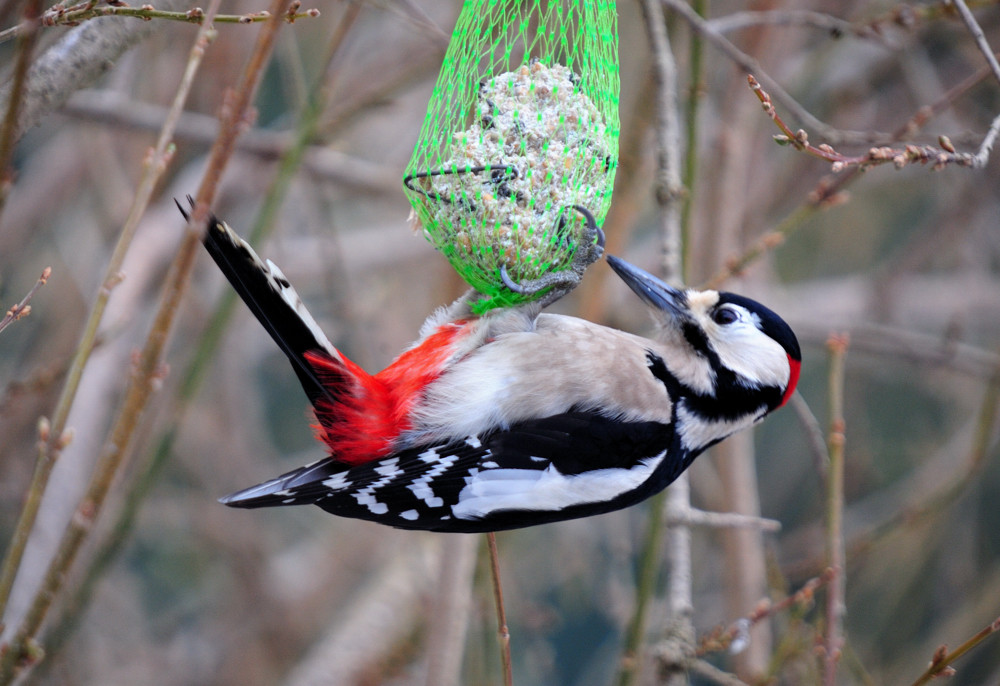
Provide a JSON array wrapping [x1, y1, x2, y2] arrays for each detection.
[[178, 199, 341, 407]]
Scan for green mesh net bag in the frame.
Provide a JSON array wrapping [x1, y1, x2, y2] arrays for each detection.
[[404, 0, 620, 313]]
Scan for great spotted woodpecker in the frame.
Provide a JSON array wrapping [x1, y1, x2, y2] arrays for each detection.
[[193, 211, 800, 532]]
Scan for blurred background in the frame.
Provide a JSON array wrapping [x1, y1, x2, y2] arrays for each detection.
[[2, 1, 1000, 684]]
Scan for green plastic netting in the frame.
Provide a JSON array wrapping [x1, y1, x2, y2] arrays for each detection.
[[404, 0, 620, 313]]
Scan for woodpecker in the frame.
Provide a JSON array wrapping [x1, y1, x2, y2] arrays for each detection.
[[190, 208, 800, 533]]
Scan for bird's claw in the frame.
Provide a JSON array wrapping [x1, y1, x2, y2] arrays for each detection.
[[498, 205, 605, 308]]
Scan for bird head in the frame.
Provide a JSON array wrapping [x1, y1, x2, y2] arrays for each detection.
[[606, 255, 801, 415]]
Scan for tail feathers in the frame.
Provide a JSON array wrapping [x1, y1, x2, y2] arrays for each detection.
[[181, 199, 342, 408], [219, 457, 346, 508]]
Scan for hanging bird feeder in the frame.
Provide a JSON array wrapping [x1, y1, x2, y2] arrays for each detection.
[[404, 0, 620, 313]]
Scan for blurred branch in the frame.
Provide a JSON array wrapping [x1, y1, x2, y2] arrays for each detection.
[[0, 0, 41, 220], [424, 535, 477, 686], [617, 2, 688, 685], [0, 0, 218, 636], [661, 0, 891, 145], [0, 266, 49, 337], [284, 539, 440, 686], [950, 0, 1000, 86], [706, 9, 885, 44], [34, 2, 364, 664], [908, 615, 1000, 686], [664, 507, 782, 532], [0, 0, 287, 678], [0, 0, 187, 141], [62, 91, 398, 192], [789, 392, 830, 480], [750, 73, 999, 171], [697, 569, 834, 657], [0, 0, 319, 44], [823, 333, 848, 686]]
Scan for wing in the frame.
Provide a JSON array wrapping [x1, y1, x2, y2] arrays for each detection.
[[220, 410, 683, 532]]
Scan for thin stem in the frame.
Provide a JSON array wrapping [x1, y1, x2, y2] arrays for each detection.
[[823, 333, 849, 686], [0, 266, 50, 337], [616, 1, 687, 683], [0, 0, 42, 222], [616, 490, 666, 686], [0, 0, 217, 629], [950, 0, 1000, 86], [486, 532, 512, 686], [908, 615, 1000, 686], [680, 0, 706, 275], [36, 1, 363, 660], [0, 3, 318, 44]]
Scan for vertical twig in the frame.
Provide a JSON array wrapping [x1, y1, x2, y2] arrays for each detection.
[[618, 2, 690, 684], [486, 532, 513, 686], [0, 1, 290, 680], [0, 0, 42, 222], [824, 333, 849, 686], [34, 5, 365, 661], [0, 0, 221, 627]]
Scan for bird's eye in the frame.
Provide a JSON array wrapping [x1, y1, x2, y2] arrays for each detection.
[[712, 307, 739, 325]]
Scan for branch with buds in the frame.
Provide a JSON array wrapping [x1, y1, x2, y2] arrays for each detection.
[[909, 615, 1000, 686], [0, 267, 51, 336], [696, 569, 835, 657], [749, 74, 1000, 171], [0, 0, 319, 44]]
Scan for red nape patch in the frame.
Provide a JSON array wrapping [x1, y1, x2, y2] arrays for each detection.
[[780, 356, 801, 408], [305, 322, 471, 465]]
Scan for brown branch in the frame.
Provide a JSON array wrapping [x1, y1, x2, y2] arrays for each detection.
[[0, 266, 50, 336], [0, 0, 289, 679], [486, 532, 513, 686], [0, 1, 319, 44], [0, 0, 42, 222], [749, 74, 1000, 170], [697, 569, 835, 657], [823, 333, 849, 686], [908, 615, 1000, 686], [661, 0, 891, 146]]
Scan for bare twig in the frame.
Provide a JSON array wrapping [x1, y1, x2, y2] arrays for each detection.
[[750, 74, 997, 171], [0, 0, 188, 141], [0, 0, 288, 679], [0, 266, 50, 337], [823, 334, 849, 686], [0, 0, 219, 634], [908, 616, 1000, 686], [661, 0, 890, 145], [30, 2, 365, 663], [0, 0, 42, 221], [0, 1, 319, 44], [664, 507, 782, 532], [706, 9, 884, 43], [616, 3, 687, 685], [949, 0, 1000, 86], [486, 532, 513, 686], [697, 569, 835, 657]]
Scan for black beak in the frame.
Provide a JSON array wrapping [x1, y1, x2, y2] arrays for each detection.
[[606, 254, 690, 322]]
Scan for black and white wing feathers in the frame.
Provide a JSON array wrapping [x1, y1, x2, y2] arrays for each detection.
[[220, 410, 681, 532]]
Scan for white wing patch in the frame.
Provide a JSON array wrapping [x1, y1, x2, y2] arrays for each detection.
[[406, 453, 459, 508], [676, 403, 765, 452], [451, 453, 665, 520]]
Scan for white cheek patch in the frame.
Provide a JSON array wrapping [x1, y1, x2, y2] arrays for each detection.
[[451, 454, 665, 520]]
